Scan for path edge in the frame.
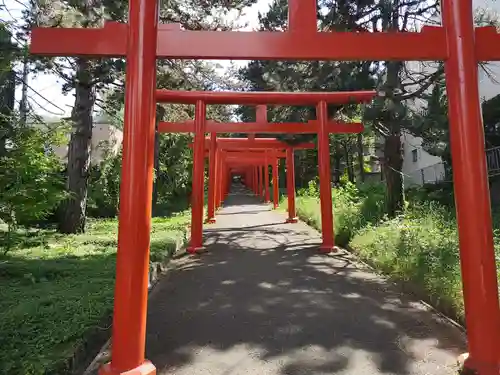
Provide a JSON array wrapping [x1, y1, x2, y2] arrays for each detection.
[[79, 233, 191, 375]]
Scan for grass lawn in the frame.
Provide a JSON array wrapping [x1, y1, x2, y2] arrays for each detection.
[[0, 213, 190, 375]]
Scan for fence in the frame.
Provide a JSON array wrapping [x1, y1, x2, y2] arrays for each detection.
[[405, 162, 447, 187], [486, 146, 500, 176]]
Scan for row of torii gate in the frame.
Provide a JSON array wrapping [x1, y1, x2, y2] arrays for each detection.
[[160, 94, 372, 254], [28, 0, 500, 374]]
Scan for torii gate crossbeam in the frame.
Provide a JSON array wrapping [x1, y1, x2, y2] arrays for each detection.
[[28, 0, 500, 374]]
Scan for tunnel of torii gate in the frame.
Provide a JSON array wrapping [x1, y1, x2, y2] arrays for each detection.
[[222, 149, 287, 209], [163, 100, 368, 253], [29, 0, 500, 374]]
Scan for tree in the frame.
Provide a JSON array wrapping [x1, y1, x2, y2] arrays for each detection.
[[0, 123, 67, 250], [26, 0, 258, 233], [0, 24, 17, 157], [237, 0, 377, 186], [24, 0, 128, 233], [361, 0, 444, 217], [409, 8, 500, 177]]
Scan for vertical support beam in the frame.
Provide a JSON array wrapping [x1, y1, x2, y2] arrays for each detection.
[[272, 156, 279, 209], [258, 164, 263, 199], [286, 147, 298, 223], [317, 101, 336, 253], [217, 151, 224, 207], [99, 0, 158, 374], [265, 153, 271, 202], [288, 0, 317, 33], [215, 147, 221, 210], [256, 104, 267, 123], [247, 169, 251, 189], [188, 100, 206, 254], [442, 0, 500, 373], [254, 166, 258, 194], [221, 155, 225, 204], [261, 165, 266, 199], [206, 132, 217, 224]]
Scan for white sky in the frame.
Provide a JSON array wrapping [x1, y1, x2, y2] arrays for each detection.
[[1, 0, 273, 117], [3, 0, 500, 117]]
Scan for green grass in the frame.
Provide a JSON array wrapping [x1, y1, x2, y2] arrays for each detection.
[[0, 213, 190, 375], [284, 181, 500, 322]]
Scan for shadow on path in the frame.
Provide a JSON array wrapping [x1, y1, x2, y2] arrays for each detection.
[[145, 184, 466, 375]]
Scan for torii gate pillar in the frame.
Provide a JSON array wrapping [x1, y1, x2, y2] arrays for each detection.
[[99, 0, 158, 374], [286, 148, 298, 223], [317, 101, 336, 253], [264, 154, 271, 202], [442, 0, 500, 373], [272, 157, 279, 209], [188, 101, 206, 254], [206, 132, 217, 224]]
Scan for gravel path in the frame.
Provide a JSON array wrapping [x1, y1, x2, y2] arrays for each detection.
[[145, 184, 466, 375]]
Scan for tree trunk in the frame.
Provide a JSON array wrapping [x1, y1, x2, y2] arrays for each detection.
[[19, 54, 29, 126], [333, 140, 341, 184], [357, 133, 365, 182], [152, 105, 165, 215], [0, 69, 15, 157], [383, 60, 405, 218], [344, 143, 355, 183], [58, 58, 95, 234], [383, 132, 404, 217]]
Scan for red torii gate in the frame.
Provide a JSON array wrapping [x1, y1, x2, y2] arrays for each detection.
[[160, 102, 365, 226], [222, 149, 285, 207], [29, 0, 500, 374], [160, 95, 372, 254], [185, 136, 316, 246], [189, 139, 314, 229]]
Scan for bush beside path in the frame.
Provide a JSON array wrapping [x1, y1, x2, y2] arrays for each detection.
[[280, 181, 500, 324]]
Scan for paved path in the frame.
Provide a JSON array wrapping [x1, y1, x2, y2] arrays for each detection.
[[145, 184, 466, 375]]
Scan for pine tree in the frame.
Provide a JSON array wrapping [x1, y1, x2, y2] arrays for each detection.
[[237, 0, 377, 185], [27, 0, 258, 233]]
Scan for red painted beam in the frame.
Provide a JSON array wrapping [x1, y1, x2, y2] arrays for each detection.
[[156, 90, 375, 105], [475, 26, 500, 61], [214, 143, 314, 150], [158, 120, 364, 134], [30, 22, 453, 61], [223, 153, 286, 159], [188, 138, 315, 150], [288, 0, 316, 33]]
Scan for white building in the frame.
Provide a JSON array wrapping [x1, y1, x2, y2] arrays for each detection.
[[41, 115, 123, 164], [397, 0, 500, 188]]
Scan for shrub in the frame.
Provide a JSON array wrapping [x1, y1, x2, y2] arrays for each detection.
[[290, 180, 494, 321], [87, 148, 122, 218], [0, 125, 67, 252], [350, 203, 464, 316]]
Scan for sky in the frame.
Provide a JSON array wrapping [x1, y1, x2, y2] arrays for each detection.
[[3, 0, 500, 118], [1, 0, 273, 118]]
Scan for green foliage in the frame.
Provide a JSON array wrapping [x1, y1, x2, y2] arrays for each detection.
[[350, 204, 464, 316], [290, 181, 387, 247], [0, 215, 190, 375], [0, 122, 67, 250], [87, 148, 122, 218], [405, 181, 455, 208], [482, 93, 500, 149], [290, 179, 500, 321]]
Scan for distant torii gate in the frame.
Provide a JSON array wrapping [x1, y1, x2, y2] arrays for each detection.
[[29, 0, 500, 374], [221, 149, 286, 207], [184, 136, 318, 249], [160, 96, 372, 254]]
